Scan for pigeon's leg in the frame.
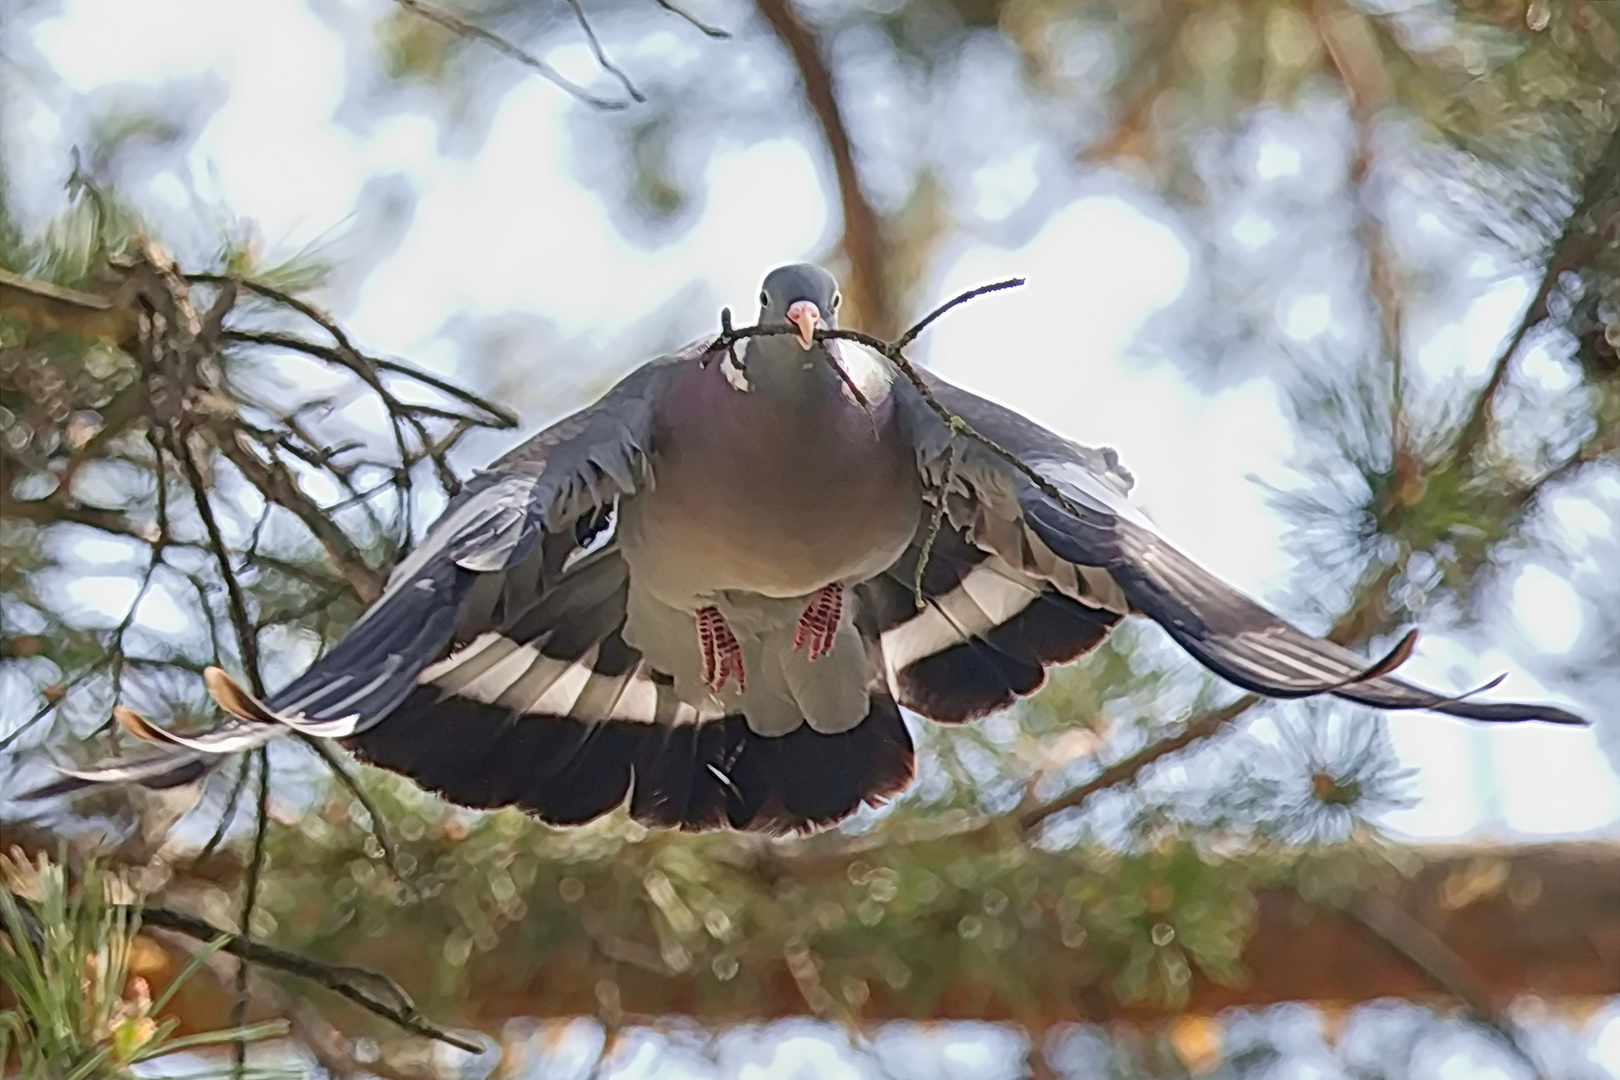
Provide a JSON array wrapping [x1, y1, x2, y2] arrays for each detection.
[[793, 585, 843, 661], [696, 606, 745, 691]]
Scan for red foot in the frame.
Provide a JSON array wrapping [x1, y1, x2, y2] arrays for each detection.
[[793, 585, 842, 661], [697, 606, 745, 691]]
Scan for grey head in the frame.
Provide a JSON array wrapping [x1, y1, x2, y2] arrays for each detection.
[[743, 263, 844, 398]]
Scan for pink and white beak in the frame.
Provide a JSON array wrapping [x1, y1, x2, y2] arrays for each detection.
[[785, 300, 822, 350]]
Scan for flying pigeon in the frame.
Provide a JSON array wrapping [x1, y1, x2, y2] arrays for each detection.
[[34, 264, 1585, 831]]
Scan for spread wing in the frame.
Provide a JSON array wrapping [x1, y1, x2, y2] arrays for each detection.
[[31, 352, 1583, 835], [30, 339, 914, 832], [883, 368, 1586, 726], [30, 343, 682, 796]]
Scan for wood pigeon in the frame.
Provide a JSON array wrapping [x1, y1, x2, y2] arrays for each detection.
[[34, 264, 1585, 831]]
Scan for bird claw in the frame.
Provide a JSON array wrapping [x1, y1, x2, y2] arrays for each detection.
[[793, 585, 842, 661], [697, 606, 745, 691]]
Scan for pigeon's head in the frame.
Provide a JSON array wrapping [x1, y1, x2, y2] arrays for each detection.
[[758, 263, 842, 350]]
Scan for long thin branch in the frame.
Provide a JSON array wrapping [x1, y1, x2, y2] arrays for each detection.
[[221, 331, 515, 429], [563, 0, 645, 102], [1345, 892, 1546, 1078], [232, 748, 271, 1077], [7, 495, 160, 540], [727, 321, 1120, 533], [1018, 697, 1259, 832], [299, 736, 415, 894], [136, 905, 480, 1053], [389, 0, 633, 110], [195, 756, 253, 866], [895, 278, 1026, 350], [172, 429, 266, 697], [649, 0, 729, 38], [753, 0, 893, 335], [9, 493, 353, 594]]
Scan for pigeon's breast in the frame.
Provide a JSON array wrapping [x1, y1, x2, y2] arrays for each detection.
[[619, 360, 922, 606]]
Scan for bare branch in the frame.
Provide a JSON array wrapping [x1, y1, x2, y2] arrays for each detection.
[[231, 748, 271, 1077], [754, 0, 893, 335], [225, 329, 516, 428], [299, 736, 416, 895], [563, 0, 645, 103], [136, 905, 481, 1053], [1018, 697, 1259, 832], [649, 0, 729, 38], [6, 496, 159, 540], [195, 756, 253, 867], [172, 428, 266, 696], [1345, 892, 1546, 1078], [215, 429, 386, 605], [389, 0, 633, 110], [895, 277, 1024, 350]]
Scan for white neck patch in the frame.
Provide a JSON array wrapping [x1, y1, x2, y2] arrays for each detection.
[[830, 340, 895, 406]]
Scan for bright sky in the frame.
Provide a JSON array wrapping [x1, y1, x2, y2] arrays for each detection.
[[14, 0, 1618, 847]]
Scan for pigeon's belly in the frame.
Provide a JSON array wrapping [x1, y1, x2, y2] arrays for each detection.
[[620, 396, 921, 607]]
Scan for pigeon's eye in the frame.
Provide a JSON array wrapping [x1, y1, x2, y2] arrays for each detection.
[[759, 291, 770, 307], [830, 291, 842, 312]]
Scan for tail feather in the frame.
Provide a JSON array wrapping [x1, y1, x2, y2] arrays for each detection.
[[347, 685, 913, 831]]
